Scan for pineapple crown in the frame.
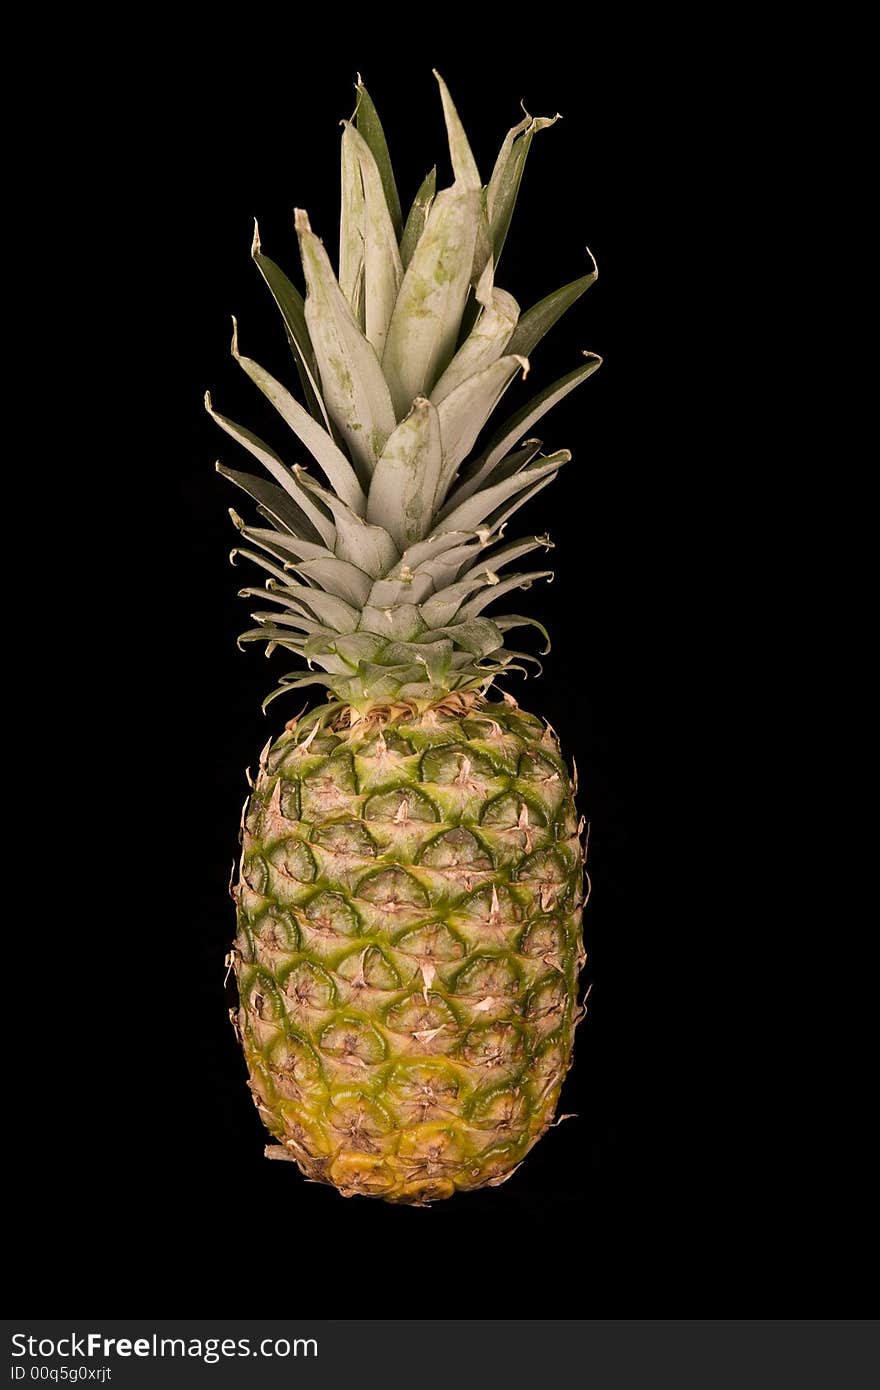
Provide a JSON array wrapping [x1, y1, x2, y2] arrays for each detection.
[[209, 71, 600, 717]]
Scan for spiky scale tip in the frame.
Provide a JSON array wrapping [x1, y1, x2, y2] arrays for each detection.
[[211, 74, 601, 1202]]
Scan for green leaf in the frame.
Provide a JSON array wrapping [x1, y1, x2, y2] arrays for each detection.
[[400, 167, 436, 268], [295, 209, 396, 482], [345, 122, 404, 359], [381, 185, 480, 418], [430, 257, 520, 406], [443, 440, 544, 513], [434, 452, 569, 536], [355, 77, 403, 237], [392, 529, 480, 575], [435, 354, 529, 505], [267, 584, 359, 633], [339, 123, 366, 325], [420, 572, 499, 627], [459, 570, 553, 618], [507, 253, 598, 358], [434, 71, 481, 190], [215, 461, 322, 541], [228, 512, 332, 565], [291, 557, 372, 607], [263, 674, 335, 712], [494, 614, 552, 654], [428, 617, 504, 658], [251, 225, 329, 430], [292, 467, 399, 578], [367, 397, 442, 549], [231, 319, 366, 514], [461, 534, 553, 577], [206, 394, 336, 547], [479, 353, 602, 472], [487, 108, 561, 265]]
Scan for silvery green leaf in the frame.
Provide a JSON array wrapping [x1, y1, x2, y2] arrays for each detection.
[[478, 353, 602, 472], [268, 584, 358, 633], [399, 167, 436, 268], [494, 614, 552, 654], [427, 617, 504, 658], [290, 557, 372, 607], [359, 604, 425, 642], [507, 251, 598, 358], [238, 627, 307, 652], [414, 539, 486, 589], [345, 122, 403, 359], [430, 257, 520, 405], [382, 186, 481, 417], [434, 452, 569, 536], [487, 108, 561, 264], [263, 674, 335, 712], [355, 77, 403, 237], [339, 124, 366, 325], [295, 209, 396, 481], [367, 573, 435, 608], [435, 354, 529, 502], [433, 71, 481, 190], [391, 530, 479, 575], [251, 223, 330, 430], [420, 572, 500, 627], [292, 466, 399, 578], [461, 534, 553, 576], [367, 397, 442, 549], [442, 439, 544, 512], [459, 570, 553, 618], [249, 611, 326, 634], [205, 393, 336, 546], [228, 512, 333, 565], [231, 318, 366, 514], [215, 460, 322, 541]]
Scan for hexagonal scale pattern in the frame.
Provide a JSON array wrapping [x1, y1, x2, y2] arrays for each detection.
[[232, 698, 585, 1204]]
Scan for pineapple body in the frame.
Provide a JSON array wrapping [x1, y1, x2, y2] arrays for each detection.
[[233, 695, 584, 1203]]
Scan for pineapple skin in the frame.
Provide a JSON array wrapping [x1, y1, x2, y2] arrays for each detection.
[[232, 695, 585, 1204]]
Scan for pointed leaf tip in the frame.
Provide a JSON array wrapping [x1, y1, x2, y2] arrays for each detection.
[[251, 219, 261, 257], [294, 208, 312, 234], [230, 315, 240, 355]]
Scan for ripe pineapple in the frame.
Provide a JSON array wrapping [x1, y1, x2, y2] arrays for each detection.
[[211, 73, 601, 1203]]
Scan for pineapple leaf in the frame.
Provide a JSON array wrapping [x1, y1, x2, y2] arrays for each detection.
[[228, 512, 333, 565], [266, 584, 359, 633], [355, 77, 403, 237], [435, 451, 569, 536], [292, 467, 399, 578], [263, 673, 335, 711], [382, 184, 481, 418], [295, 209, 396, 482], [430, 257, 520, 406], [390, 531, 480, 576], [344, 122, 404, 359], [433, 71, 481, 191], [339, 124, 366, 326], [474, 353, 602, 476], [231, 318, 366, 514], [215, 461, 323, 542], [399, 167, 436, 268], [251, 225, 330, 430], [435, 354, 529, 503], [487, 108, 561, 265], [441, 440, 543, 513], [506, 251, 598, 358], [206, 394, 336, 547], [462, 534, 553, 576], [459, 570, 553, 618], [494, 613, 552, 654], [367, 397, 443, 549], [291, 557, 372, 607]]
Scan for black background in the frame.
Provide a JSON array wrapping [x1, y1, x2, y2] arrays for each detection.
[[9, 34, 858, 1316]]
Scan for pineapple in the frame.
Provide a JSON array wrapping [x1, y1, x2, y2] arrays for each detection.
[[210, 72, 601, 1204]]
